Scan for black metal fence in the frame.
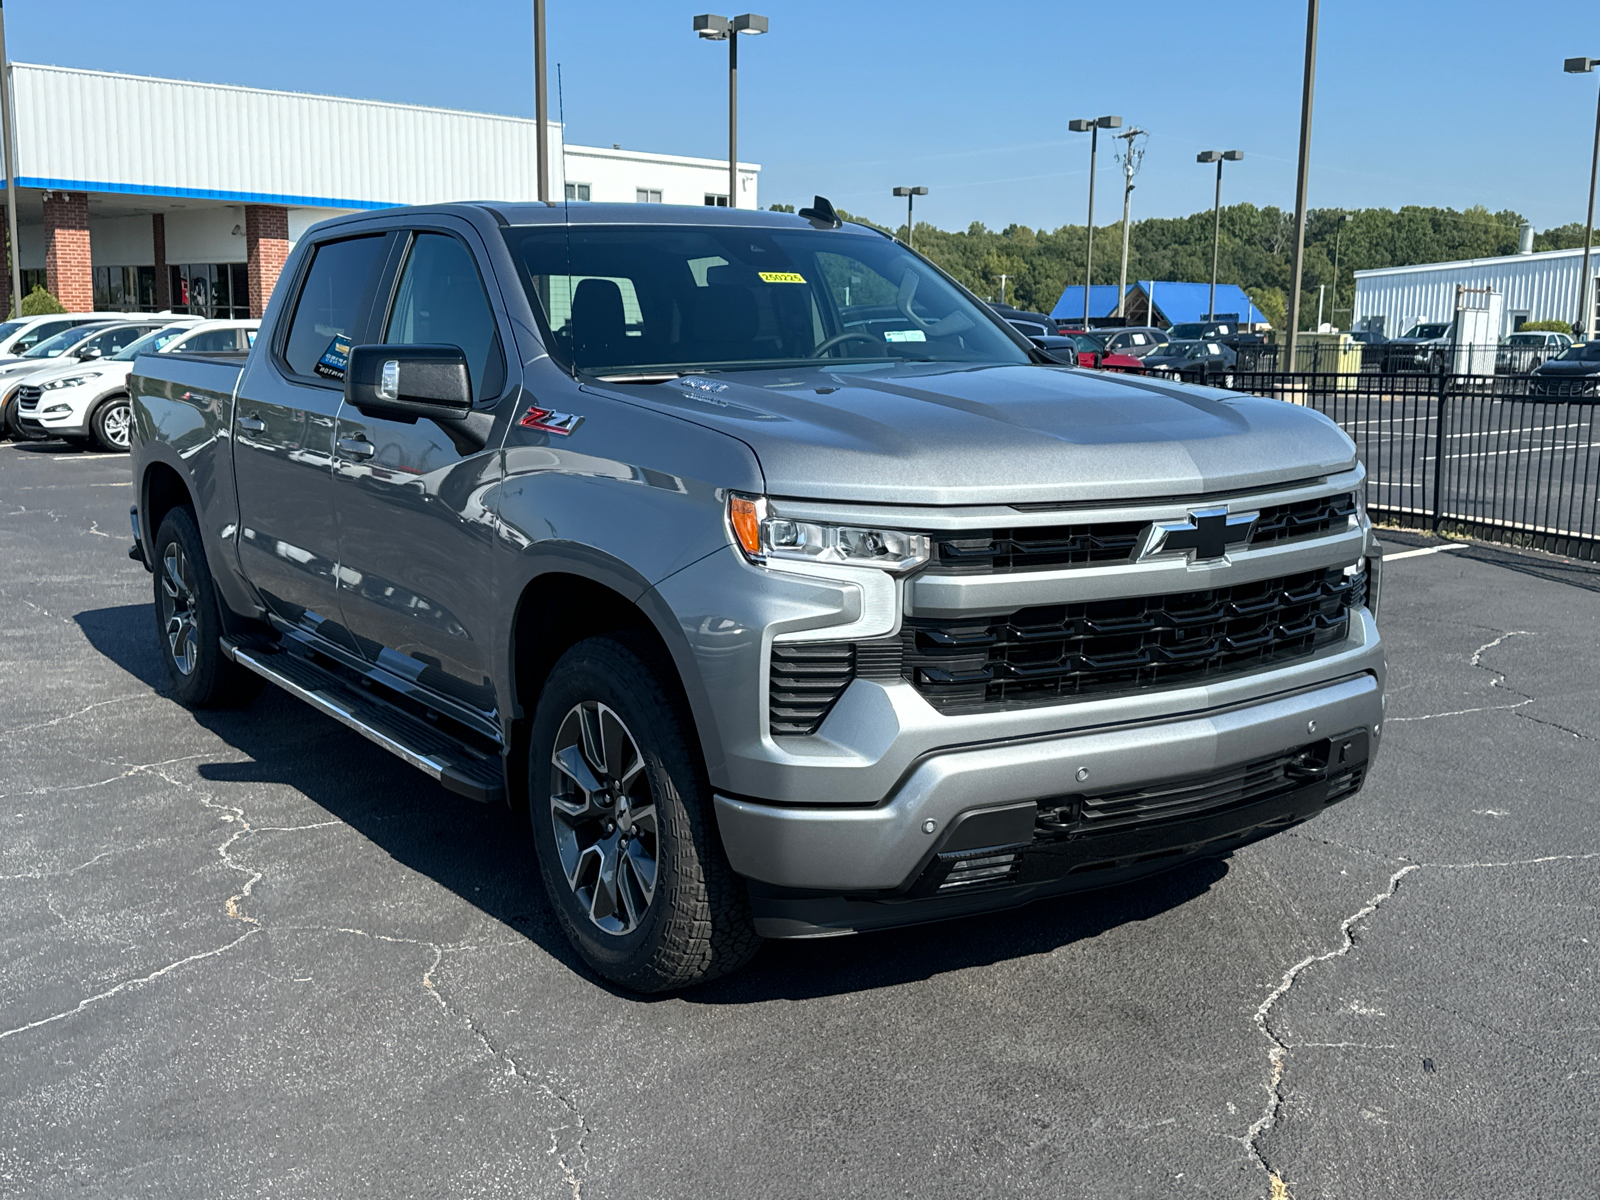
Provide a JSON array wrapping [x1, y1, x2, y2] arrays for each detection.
[[1232, 371, 1600, 561], [1233, 342, 1572, 377]]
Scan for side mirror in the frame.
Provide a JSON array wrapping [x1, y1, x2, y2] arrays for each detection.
[[78, 347, 103, 361], [344, 344, 472, 422]]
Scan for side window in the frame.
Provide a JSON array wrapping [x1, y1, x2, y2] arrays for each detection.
[[184, 328, 242, 353], [282, 235, 389, 380], [16, 319, 72, 352], [384, 232, 506, 401], [86, 326, 150, 356]]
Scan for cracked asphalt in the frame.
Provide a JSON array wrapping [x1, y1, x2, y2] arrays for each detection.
[[2, 440, 1597, 1199]]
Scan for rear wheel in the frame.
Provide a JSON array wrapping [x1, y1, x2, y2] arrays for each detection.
[[152, 507, 261, 708], [527, 634, 759, 992], [90, 393, 133, 452]]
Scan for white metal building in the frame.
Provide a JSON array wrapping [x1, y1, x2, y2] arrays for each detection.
[[1352, 245, 1597, 339], [2, 62, 759, 318]]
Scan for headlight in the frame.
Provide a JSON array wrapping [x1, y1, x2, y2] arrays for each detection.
[[43, 374, 97, 390], [728, 495, 931, 573], [1352, 488, 1369, 527]]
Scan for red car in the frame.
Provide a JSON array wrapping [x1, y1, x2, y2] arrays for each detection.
[[1057, 330, 1147, 373]]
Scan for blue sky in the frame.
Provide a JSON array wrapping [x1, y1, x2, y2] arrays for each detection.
[[18, 1, 1600, 233]]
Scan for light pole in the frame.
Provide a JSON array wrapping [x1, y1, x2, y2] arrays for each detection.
[[694, 13, 768, 209], [0, 0, 20, 318], [1114, 127, 1146, 318], [1331, 212, 1353, 326], [1565, 56, 1599, 338], [1287, 0, 1320, 368], [893, 186, 928, 250], [1068, 114, 1122, 329], [534, 0, 549, 203], [1196, 150, 1243, 321]]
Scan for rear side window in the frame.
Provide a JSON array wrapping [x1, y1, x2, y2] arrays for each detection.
[[282, 235, 388, 380], [384, 233, 505, 401], [84, 326, 155, 356], [183, 328, 244, 353], [15, 319, 74, 353]]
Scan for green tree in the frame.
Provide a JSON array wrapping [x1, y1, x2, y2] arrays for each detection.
[[20, 285, 65, 316]]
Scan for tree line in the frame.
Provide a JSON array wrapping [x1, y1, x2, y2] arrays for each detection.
[[770, 200, 1595, 331]]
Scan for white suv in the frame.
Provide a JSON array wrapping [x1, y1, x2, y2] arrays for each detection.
[[16, 320, 257, 451], [0, 312, 139, 359]]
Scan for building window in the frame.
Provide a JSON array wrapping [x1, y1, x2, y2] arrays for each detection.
[[169, 263, 250, 319], [93, 266, 158, 312], [704, 194, 729, 207], [635, 189, 662, 204], [20, 268, 47, 298], [565, 182, 591, 202]]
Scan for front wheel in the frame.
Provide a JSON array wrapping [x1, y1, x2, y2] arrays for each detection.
[[90, 393, 133, 452], [152, 507, 262, 708], [528, 635, 759, 992]]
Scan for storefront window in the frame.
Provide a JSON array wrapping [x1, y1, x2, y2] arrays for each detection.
[[92, 266, 159, 312], [168, 264, 250, 318]]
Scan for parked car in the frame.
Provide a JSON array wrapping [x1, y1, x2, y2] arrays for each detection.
[[1528, 341, 1600, 397], [1165, 320, 1242, 342], [992, 305, 1058, 339], [1381, 321, 1453, 373], [1099, 327, 1169, 357], [1, 320, 173, 439], [0, 312, 132, 359], [15, 319, 256, 450], [1497, 330, 1573, 374], [129, 200, 1383, 992], [1056, 330, 1147, 373], [1140, 339, 1239, 385]]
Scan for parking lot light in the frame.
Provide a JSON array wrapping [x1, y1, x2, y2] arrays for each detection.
[[694, 14, 768, 208], [1197, 150, 1243, 323], [1564, 55, 1599, 338], [1069, 115, 1123, 328], [892, 186, 928, 250]]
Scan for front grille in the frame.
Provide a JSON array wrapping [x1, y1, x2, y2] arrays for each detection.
[[1530, 377, 1599, 397], [903, 565, 1364, 713], [928, 492, 1356, 575], [17, 385, 41, 414], [769, 642, 853, 736]]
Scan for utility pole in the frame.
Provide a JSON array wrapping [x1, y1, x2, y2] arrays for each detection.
[[1287, 0, 1320, 369], [1114, 127, 1145, 318], [534, 0, 549, 202], [998, 273, 1009, 307], [0, 0, 21, 318], [1330, 212, 1352, 324], [1565, 56, 1600, 338]]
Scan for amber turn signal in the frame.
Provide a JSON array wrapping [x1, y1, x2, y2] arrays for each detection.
[[728, 495, 763, 557]]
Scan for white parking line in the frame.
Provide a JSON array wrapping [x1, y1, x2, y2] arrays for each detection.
[[1383, 543, 1467, 561]]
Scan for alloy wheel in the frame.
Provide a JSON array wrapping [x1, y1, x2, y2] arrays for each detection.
[[549, 700, 658, 936], [101, 400, 132, 449], [160, 543, 199, 676]]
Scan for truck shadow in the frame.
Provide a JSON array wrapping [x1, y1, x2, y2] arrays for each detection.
[[76, 602, 1230, 1003]]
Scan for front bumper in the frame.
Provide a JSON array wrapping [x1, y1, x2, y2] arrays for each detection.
[[717, 668, 1382, 936]]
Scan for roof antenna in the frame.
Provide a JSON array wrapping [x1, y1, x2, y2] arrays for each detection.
[[798, 195, 842, 230]]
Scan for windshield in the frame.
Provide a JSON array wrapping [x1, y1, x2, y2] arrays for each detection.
[[1554, 342, 1600, 361], [111, 325, 193, 361], [23, 324, 114, 358], [0, 320, 26, 344], [1405, 323, 1450, 339], [1070, 333, 1106, 353], [501, 223, 1030, 375], [1167, 323, 1204, 340]]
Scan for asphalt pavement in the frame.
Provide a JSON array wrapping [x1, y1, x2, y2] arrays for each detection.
[[2, 440, 1596, 1200]]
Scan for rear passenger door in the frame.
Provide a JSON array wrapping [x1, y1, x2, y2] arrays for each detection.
[[330, 224, 512, 720], [233, 231, 394, 637]]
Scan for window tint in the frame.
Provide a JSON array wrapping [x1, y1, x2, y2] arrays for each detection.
[[84, 325, 155, 356], [15, 319, 75, 353], [283, 235, 388, 380], [384, 233, 505, 401], [184, 328, 244, 353]]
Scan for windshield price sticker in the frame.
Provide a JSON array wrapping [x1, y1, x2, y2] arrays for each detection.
[[758, 271, 806, 284], [313, 335, 352, 380], [884, 329, 927, 343]]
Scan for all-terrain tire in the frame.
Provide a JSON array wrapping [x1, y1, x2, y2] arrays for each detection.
[[151, 507, 262, 708], [528, 634, 760, 992]]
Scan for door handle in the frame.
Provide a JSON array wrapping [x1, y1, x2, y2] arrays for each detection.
[[237, 414, 266, 433], [337, 436, 376, 460]]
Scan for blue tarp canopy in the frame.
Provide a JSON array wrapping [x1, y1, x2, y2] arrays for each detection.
[[1049, 285, 1127, 322], [1136, 281, 1266, 326]]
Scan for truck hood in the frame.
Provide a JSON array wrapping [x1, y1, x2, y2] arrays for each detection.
[[583, 362, 1358, 505]]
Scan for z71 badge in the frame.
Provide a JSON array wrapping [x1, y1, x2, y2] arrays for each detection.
[[519, 406, 583, 436]]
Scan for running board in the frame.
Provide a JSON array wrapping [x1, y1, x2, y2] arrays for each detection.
[[221, 637, 505, 803]]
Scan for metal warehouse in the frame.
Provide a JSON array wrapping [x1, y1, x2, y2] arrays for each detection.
[[0, 63, 758, 319], [1352, 245, 1597, 339]]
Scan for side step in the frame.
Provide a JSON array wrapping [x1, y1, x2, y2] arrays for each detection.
[[222, 637, 505, 803]]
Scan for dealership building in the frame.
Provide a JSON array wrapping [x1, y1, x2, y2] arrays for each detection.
[[0, 63, 759, 319], [1352, 244, 1598, 339]]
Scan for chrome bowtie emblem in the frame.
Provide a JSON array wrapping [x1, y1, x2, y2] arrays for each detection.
[[1141, 506, 1259, 562]]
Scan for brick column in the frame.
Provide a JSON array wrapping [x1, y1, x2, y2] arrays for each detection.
[[245, 205, 289, 319], [152, 213, 170, 310], [43, 191, 93, 312]]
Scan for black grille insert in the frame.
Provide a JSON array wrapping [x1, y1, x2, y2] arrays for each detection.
[[904, 566, 1365, 712], [929, 493, 1357, 575], [769, 642, 854, 736]]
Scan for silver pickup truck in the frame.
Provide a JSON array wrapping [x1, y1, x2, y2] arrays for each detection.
[[128, 199, 1384, 991]]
